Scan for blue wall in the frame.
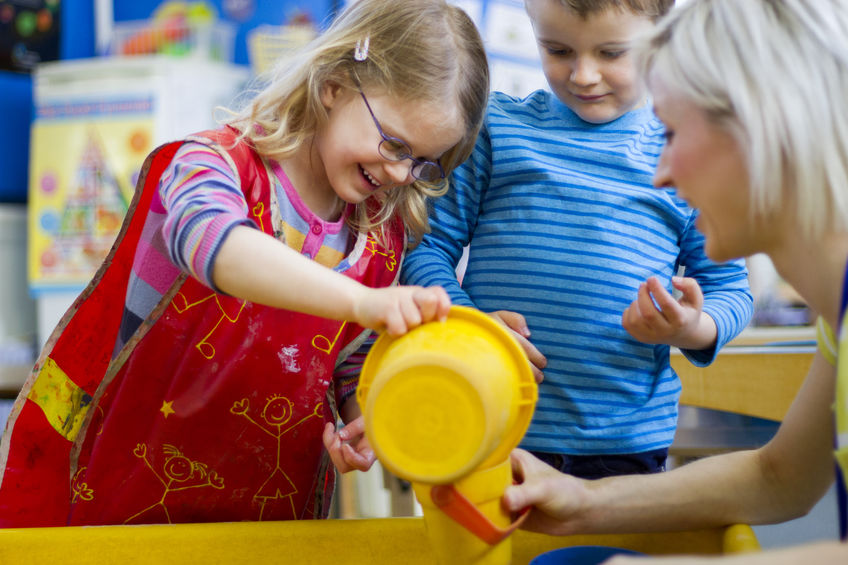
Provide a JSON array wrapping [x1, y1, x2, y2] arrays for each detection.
[[0, 0, 337, 202], [0, 0, 98, 202]]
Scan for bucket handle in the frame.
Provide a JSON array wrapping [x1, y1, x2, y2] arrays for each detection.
[[430, 484, 530, 545]]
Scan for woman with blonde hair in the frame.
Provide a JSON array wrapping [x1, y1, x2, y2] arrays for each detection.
[[503, 0, 848, 562]]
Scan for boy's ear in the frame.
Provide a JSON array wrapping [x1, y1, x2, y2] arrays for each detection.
[[320, 80, 344, 110]]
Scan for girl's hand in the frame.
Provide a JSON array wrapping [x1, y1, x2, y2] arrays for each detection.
[[355, 285, 451, 336], [502, 449, 590, 536], [622, 276, 716, 350], [488, 310, 547, 383], [322, 416, 376, 473]]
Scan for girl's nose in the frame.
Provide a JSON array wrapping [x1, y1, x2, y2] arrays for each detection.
[[384, 159, 414, 185]]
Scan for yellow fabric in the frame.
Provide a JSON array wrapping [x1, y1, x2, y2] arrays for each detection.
[[26, 357, 90, 441], [819, 315, 848, 483], [281, 223, 345, 268], [838, 314, 848, 474], [817, 316, 837, 366]]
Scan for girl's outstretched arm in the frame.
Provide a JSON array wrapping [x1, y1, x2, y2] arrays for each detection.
[[212, 225, 450, 335]]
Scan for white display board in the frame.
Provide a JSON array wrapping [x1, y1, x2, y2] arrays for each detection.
[[455, 0, 548, 97], [343, 0, 548, 97]]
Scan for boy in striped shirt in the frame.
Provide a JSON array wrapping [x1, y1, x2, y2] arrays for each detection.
[[401, 0, 753, 478]]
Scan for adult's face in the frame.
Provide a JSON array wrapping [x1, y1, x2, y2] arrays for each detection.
[[650, 73, 777, 263]]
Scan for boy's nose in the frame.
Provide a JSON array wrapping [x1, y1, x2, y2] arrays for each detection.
[[570, 57, 600, 86]]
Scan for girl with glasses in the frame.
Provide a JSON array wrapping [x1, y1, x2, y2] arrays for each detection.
[[0, 0, 488, 527]]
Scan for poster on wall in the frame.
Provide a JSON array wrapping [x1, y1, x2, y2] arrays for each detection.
[[28, 97, 154, 291], [0, 0, 61, 72]]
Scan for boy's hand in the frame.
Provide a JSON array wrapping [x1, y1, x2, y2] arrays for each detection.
[[622, 276, 717, 350], [355, 285, 451, 337], [488, 310, 547, 383], [323, 416, 376, 473]]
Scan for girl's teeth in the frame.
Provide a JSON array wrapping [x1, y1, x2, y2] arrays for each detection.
[[363, 168, 380, 187]]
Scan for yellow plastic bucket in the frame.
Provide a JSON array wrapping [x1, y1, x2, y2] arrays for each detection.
[[358, 305, 537, 484], [413, 459, 513, 565]]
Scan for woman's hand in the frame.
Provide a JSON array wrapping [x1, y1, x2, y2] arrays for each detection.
[[502, 449, 590, 536]]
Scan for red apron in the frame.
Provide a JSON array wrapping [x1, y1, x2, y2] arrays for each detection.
[[0, 128, 404, 526]]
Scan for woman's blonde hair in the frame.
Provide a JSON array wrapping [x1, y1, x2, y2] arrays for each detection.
[[227, 0, 489, 247], [638, 0, 848, 239]]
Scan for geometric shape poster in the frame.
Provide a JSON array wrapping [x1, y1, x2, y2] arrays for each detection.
[[28, 98, 154, 290]]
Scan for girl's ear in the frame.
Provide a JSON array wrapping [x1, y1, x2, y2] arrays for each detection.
[[320, 80, 344, 110]]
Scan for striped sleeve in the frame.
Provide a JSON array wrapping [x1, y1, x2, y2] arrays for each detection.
[[333, 332, 377, 413], [157, 141, 255, 290]]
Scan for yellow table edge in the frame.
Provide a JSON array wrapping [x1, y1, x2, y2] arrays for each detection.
[[0, 518, 759, 564]]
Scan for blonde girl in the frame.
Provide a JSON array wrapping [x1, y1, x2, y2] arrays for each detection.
[[0, 0, 488, 527]]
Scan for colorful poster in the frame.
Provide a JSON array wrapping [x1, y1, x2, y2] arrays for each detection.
[[28, 97, 154, 291]]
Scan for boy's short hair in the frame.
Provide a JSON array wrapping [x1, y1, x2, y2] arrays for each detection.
[[557, 0, 674, 20]]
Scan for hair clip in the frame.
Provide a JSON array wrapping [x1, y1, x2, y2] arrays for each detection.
[[354, 36, 370, 61]]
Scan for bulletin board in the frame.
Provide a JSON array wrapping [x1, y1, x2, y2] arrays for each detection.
[[450, 0, 547, 97], [111, 0, 338, 66]]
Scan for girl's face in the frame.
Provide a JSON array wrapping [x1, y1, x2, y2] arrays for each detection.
[[525, 0, 654, 124], [650, 73, 777, 262], [314, 82, 464, 208]]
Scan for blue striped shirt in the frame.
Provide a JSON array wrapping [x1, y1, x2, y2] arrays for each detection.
[[401, 90, 753, 455]]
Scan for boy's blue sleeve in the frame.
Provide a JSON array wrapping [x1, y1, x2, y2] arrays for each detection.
[[400, 122, 493, 307], [677, 210, 754, 366]]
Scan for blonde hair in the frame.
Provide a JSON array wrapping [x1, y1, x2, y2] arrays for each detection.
[[227, 0, 489, 247], [639, 0, 848, 238]]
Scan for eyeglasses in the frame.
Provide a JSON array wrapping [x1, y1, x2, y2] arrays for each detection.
[[355, 83, 446, 183]]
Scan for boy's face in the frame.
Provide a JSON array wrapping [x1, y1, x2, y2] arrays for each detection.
[[525, 0, 654, 124]]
